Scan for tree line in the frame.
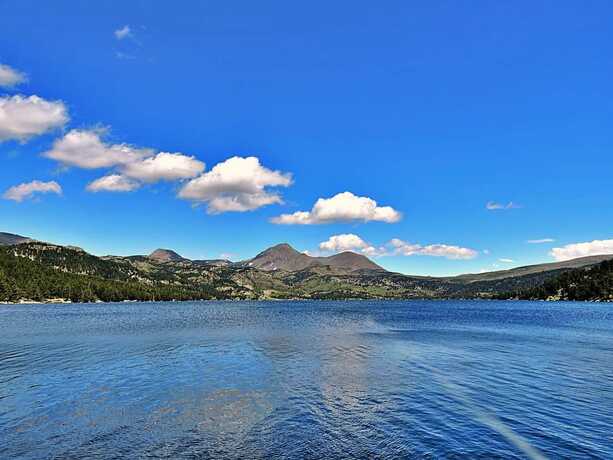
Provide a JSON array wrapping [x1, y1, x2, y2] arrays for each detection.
[[499, 259, 613, 301], [0, 247, 219, 302]]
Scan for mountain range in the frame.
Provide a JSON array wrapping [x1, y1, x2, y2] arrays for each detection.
[[1, 231, 611, 302], [243, 243, 383, 272]]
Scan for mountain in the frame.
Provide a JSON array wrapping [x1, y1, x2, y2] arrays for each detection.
[[246, 243, 311, 271], [0, 232, 32, 246], [324, 251, 384, 271], [246, 243, 384, 272], [1, 235, 612, 303], [148, 249, 186, 263]]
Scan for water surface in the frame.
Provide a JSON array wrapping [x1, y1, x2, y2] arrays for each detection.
[[1, 300, 612, 459]]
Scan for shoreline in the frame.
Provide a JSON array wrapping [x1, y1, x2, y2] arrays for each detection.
[[1, 297, 611, 305]]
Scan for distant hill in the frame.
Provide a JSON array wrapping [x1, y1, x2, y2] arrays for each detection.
[[0, 232, 32, 246], [245, 243, 384, 272], [503, 259, 613, 301], [193, 259, 232, 267], [446, 254, 613, 283], [1, 233, 612, 302], [148, 249, 186, 263], [324, 251, 385, 271], [0, 243, 217, 303]]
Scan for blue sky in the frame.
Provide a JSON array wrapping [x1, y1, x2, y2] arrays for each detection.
[[1, 0, 612, 276]]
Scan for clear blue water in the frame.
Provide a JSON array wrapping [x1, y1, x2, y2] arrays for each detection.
[[1, 300, 612, 459]]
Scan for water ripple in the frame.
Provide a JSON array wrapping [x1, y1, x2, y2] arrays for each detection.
[[1, 300, 612, 459]]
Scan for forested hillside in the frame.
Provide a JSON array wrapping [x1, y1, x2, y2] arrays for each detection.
[[1, 239, 612, 303], [0, 246, 219, 302], [501, 260, 613, 301]]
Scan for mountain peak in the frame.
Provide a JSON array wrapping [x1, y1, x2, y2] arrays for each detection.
[[248, 243, 310, 271], [326, 251, 384, 271], [148, 248, 186, 262], [247, 243, 384, 272], [265, 242, 299, 253]]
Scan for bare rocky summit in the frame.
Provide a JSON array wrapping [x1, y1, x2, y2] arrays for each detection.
[[148, 248, 186, 263]]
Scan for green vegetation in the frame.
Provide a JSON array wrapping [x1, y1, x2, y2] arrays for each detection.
[[501, 260, 613, 301], [0, 243, 436, 302], [0, 246, 218, 302], [1, 241, 611, 303]]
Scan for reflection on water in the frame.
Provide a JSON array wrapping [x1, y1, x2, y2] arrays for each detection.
[[1, 300, 612, 459]]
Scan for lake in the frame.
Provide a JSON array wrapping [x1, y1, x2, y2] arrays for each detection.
[[1, 300, 612, 459]]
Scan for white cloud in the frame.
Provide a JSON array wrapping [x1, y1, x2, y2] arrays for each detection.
[[115, 52, 136, 60], [418, 245, 478, 259], [320, 234, 374, 253], [86, 174, 140, 193], [389, 238, 478, 260], [483, 249, 490, 255], [0, 64, 27, 88], [43, 129, 153, 169], [486, 201, 521, 210], [121, 152, 205, 182], [486, 201, 504, 210], [527, 238, 555, 244], [388, 238, 422, 256], [550, 239, 613, 262], [316, 235, 477, 259], [0, 95, 68, 142], [271, 191, 401, 225], [45, 130, 206, 192], [114, 25, 132, 40], [3, 180, 62, 202], [178, 156, 292, 213], [499, 258, 514, 263]]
